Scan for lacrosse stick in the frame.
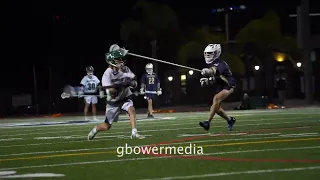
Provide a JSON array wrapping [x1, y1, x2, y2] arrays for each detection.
[[128, 52, 202, 72], [110, 44, 202, 72], [61, 85, 106, 99], [132, 91, 143, 96], [61, 92, 107, 99]]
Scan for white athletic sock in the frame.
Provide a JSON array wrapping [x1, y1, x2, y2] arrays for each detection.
[[92, 126, 97, 133], [132, 128, 137, 135]]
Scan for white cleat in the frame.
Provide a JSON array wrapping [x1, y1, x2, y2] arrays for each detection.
[[87, 129, 97, 140], [131, 133, 146, 139], [93, 116, 99, 121]]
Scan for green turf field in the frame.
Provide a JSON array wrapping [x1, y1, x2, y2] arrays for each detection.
[[0, 108, 320, 179]]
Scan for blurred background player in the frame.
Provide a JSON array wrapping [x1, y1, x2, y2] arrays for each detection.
[[80, 66, 101, 121], [87, 48, 145, 140], [199, 44, 237, 131], [140, 63, 162, 118]]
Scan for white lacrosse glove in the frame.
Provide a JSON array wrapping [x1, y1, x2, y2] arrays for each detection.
[[121, 66, 130, 73], [99, 90, 104, 98], [209, 76, 215, 84], [201, 67, 216, 76], [157, 88, 162, 96], [200, 78, 209, 87], [140, 88, 145, 95], [77, 89, 84, 98], [129, 80, 137, 89]]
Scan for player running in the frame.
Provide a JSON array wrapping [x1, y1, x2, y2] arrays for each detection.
[[87, 48, 145, 140], [140, 63, 162, 118], [199, 44, 237, 131], [80, 66, 101, 121]]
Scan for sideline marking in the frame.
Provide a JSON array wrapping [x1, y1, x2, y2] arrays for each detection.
[[139, 166, 320, 180], [0, 151, 116, 162], [0, 171, 16, 176], [0, 173, 65, 178], [0, 138, 23, 142]]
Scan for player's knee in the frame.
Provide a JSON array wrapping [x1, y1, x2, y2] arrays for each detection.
[[128, 106, 135, 114], [213, 96, 222, 105]]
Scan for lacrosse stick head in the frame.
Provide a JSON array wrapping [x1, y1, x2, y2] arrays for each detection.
[[109, 44, 120, 52], [61, 92, 71, 99], [63, 85, 75, 95], [109, 44, 129, 55]]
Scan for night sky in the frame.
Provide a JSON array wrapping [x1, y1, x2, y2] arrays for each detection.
[[1, 0, 319, 95]]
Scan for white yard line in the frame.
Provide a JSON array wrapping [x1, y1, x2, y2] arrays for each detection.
[[0, 118, 317, 138], [0, 121, 316, 148], [0, 146, 320, 171], [1, 133, 319, 156], [0, 108, 319, 125], [139, 166, 320, 180], [208, 146, 320, 155], [1, 110, 319, 131]]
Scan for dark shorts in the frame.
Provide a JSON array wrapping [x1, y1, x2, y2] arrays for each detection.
[[216, 85, 236, 94], [144, 93, 157, 100]]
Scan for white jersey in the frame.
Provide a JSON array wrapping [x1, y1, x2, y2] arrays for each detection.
[[80, 75, 100, 93], [102, 67, 135, 103]]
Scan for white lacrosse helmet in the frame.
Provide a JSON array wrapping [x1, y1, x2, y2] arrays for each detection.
[[145, 63, 153, 75], [203, 44, 221, 64]]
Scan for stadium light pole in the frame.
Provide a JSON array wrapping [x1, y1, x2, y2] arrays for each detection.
[[32, 66, 39, 116], [211, 5, 246, 43]]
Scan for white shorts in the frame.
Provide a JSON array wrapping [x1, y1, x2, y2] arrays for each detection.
[[84, 96, 98, 104], [104, 99, 133, 125]]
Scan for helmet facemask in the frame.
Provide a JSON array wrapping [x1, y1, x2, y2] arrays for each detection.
[[105, 50, 127, 75], [86, 66, 94, 78], [145, 63, 153, 75], [87, 72, 93, 78], [146, 68, 153, 75]]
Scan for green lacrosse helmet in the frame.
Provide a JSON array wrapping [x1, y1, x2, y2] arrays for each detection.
[[105, 50, 126, 67]]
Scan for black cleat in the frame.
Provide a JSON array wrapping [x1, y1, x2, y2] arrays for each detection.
[[147, 113, 154, 118], [199, 121, 210, 131], [228, 116, 236, 131]]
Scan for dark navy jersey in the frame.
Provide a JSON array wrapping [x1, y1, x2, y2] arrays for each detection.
[[207, 58, 235, 88], [140, 73, 160, 92]]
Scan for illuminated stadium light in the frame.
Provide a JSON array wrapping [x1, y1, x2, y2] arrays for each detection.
[[297, 62, 302, 68], [254, 65, 260, 71], [274, 53, 286, 62]]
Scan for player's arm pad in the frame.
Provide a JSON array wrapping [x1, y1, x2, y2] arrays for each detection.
[[157, 83, 161, 91]]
